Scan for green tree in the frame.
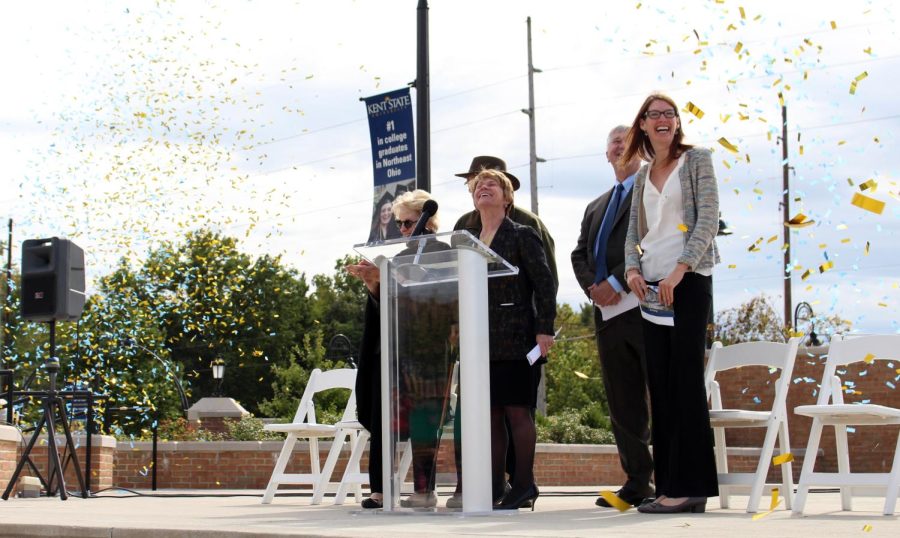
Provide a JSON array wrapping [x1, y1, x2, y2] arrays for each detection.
[[544, 304, 610, 431], [132, 229, 313, 413], [258, 328, 349, 423], [307, 255, 368, 356]]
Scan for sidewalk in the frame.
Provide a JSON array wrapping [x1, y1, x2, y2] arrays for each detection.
[[0, 487, 895, 537]]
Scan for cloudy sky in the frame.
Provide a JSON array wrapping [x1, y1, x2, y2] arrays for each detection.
[[1, 0, 898, 335]]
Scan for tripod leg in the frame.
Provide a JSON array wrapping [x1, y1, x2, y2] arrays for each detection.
[[55, 397, 87, 497], [2, 413, 49, 500], [44, 399, 68, 500]]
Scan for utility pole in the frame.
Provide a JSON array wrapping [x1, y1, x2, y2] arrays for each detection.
[[2, 219, 11, 368], [522, 16, 543, 215], [415, 0, 431, 192], [781, 105, 793, 329]]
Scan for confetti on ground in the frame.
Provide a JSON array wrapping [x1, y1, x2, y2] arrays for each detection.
[[752, 488, 782, 520], [598, 490, 632, 512]]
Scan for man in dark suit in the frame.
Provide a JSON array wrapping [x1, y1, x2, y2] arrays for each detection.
[[571, 125, 653, 507]]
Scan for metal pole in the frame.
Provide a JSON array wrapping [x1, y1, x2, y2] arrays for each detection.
[[2, 219, 11, 368], [415, 0, 431, 192], [525, 16, 540, 215], [781, 105, 792, 328]]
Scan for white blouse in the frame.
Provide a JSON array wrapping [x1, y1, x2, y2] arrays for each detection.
[[639, 155, 712, 282]]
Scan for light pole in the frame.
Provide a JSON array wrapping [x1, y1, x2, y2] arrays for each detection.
[[210, 359, 225, 397]]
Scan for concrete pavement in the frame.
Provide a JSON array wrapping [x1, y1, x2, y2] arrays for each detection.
[[0, 487, 896, 537]]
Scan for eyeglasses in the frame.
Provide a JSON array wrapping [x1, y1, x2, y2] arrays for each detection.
[[644, 109, 677, 120], [395, 219, 417, 229]]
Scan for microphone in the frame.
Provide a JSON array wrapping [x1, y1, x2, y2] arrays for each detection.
[[410, 199, 438, 237]]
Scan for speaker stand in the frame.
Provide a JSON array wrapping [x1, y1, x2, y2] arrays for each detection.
[[2, 321, 87, 500]]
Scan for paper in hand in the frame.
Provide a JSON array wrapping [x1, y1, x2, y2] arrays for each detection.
[[526, 328, 562, 365]]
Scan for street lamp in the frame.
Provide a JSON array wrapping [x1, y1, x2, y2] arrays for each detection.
[[794, 302, 821, 346], [211, 359, 225, 397]]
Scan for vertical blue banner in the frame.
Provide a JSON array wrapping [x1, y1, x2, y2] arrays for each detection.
[[362, 88, 416, 243]]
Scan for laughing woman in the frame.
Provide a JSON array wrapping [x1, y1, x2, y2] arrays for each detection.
[[621, 93, 720, 514], [463, 168, 556, 510]]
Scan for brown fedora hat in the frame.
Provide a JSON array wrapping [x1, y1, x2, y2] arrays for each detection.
[[454, 155, 521, 191]]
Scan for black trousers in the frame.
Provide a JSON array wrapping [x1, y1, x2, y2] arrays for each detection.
[[595, 306, 653, 494], [642, 272, 719, 498]]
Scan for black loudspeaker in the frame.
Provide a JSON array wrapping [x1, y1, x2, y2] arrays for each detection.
[[20, 237, 86, 321]]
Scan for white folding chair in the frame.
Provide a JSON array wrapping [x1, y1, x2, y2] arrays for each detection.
[[706, 337, 801, 512], [261, 368, 360, 505], [333, 424, 414, 505], [793, 334, 900, 515]]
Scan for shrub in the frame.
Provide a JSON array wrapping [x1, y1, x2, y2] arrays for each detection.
[[536, 409, 615, 444], [223, 415, 283, 441]]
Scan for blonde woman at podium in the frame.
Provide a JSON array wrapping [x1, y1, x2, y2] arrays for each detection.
[[459, 169, 556, 510], [347, 189, 452, 509]]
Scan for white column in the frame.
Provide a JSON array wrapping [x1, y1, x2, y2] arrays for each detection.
[[378, 256, 396, 511], [457, 247, 493, 514]]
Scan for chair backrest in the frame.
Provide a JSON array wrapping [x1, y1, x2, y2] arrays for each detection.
[[814, 334, 900, 406], [291, 368, 358, 424], [706, 337, 801, 412]]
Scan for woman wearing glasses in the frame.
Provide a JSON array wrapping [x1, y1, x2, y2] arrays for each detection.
[[348, 189, 452, 509], [621, 93, 720, 514]]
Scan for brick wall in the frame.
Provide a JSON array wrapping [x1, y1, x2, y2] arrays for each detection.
[[111, 438, 774, 490], [712, 345, 899, 481], [22, 433, 116, 493], [0, 425, 19, 489]]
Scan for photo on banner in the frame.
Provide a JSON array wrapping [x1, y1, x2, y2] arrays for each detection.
[[362, 88, 416, 244]]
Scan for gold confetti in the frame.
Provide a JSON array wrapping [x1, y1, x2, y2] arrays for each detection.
[[684, 101, 705, 119], [718, 137, 739, 154], [801, 269, 812, 281], [860, 179, 878, 192], [772, 453, 794, 465], [734, 42, 743, 53], [752, 488, 782, 520], [786, 213, 815, 228], [865, 241, 870, 255], [818, 261, 834, 273], [599, 490, 632, 512], [862, 524, 872, 532], [830, 21, 837, 29], [739, 6, 746, 18], [863, 353, 875, 364], [574, 371, 590, 379], [677, 223, 689, 232], [766, 235, 779, 243], [728, 264, 737, 269], [850, 192, 885, 215]]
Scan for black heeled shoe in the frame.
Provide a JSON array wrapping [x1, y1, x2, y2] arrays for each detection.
[[495, 484, 539, 511], [637, 496, 706, 514]]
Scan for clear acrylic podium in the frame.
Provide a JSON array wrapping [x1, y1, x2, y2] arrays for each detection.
[[355, 230, 517, 514]]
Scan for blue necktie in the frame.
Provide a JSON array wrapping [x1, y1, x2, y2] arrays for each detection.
[[594, 183, 624, 283]]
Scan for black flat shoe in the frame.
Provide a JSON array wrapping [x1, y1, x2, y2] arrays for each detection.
[[637, 497, 706, 514], [361, 497, 383, 509], [495, 484, 539, 511]]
